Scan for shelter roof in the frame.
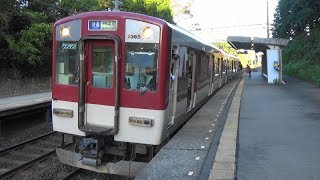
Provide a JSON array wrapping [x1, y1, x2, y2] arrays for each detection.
[[227, 36, 289, 52]]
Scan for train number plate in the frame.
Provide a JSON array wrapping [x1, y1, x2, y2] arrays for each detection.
[[62, 43, 77, 49], [53, 108, 73, 118]]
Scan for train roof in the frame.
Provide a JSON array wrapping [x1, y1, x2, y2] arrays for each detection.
[[54, 11, 166, 26], [55, 11, 233, 56], [167, 23, 220, 52]]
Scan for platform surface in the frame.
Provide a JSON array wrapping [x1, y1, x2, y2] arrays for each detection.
[[237, 72, 320, 179], [136, 70, 320, 179], [0, 92, 51, 115]]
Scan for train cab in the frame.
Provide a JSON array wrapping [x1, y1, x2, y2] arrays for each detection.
[[52, 11, 171, 145]]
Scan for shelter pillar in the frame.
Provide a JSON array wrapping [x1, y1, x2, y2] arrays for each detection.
[[266, 45, 282, 84]]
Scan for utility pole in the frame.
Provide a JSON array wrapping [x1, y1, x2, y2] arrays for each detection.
[[267, 0, 270, 38]]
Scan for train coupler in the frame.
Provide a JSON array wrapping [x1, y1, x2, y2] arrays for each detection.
[[79, 138, 104, 167]]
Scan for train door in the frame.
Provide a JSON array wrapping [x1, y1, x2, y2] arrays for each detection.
[[187, 50, 196, 111], [218, 58, 222, 86], [79, 39, 118, 133], [209, 55, 214, 94], [175, 46, 188, 118], [167, 45, 179, 128], [222, 59, 226, 83]]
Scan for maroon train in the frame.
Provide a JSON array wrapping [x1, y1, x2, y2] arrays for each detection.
[[51, 10, 240, 175]]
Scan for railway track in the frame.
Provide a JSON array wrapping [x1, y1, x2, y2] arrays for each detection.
[[57, 168, 131, 180], [59, 168, 82, 180], [0, 131, 66, 179]]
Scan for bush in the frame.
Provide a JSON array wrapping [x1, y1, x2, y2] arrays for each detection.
[[283, 25, 320, 86], [312, 65, 320, 86]]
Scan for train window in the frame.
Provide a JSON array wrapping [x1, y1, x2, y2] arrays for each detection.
[[125, 43, 159, 92], [198, 54, 208, 81], [221, 59, 224, 73], [215, 58, 220, 76], [56, 41, 79, 85], [206, 56, 210, 78], [211, 55, 215, 76], [91, 47, 114, 88]]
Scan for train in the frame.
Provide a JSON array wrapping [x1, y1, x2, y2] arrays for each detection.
[[51, 10, 241, 175]]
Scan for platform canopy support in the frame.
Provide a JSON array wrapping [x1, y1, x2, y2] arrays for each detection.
[[227, 36, 288, 84]]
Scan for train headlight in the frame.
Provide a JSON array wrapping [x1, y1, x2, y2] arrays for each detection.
[[129, 117, 154, 127], [142, 27, 153, 40], [61, 27, 70, 37]]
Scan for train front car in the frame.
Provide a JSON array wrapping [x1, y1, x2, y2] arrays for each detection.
[[52, 11, 170, 175]]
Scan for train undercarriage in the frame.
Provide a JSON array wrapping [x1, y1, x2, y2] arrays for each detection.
[[58, 134, 156, 176]]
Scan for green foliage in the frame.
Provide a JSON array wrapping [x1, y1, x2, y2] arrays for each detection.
[[24, 11, 48, 24], [213, 42, 237, 55], [282, 25, 320, 86], [7, 23, 52, 66], [273, 0, 320, 38], [273, 0, 320, 86], [1, 0, 174, 78], [58, 0, 105, 17], [105, 0, 174, 23]]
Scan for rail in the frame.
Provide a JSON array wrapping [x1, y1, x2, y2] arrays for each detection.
[[0, 131, 72, 179]]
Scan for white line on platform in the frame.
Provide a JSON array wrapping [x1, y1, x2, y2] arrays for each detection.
[[188, 172, 194, 176]]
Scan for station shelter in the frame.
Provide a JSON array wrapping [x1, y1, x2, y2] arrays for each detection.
[[227, 36, 288, 84]]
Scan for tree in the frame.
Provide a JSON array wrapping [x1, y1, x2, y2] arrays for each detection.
[[273, 0, 320, 38], [0, 0, 174, 78], [213, 42, 237, 55], [6, 23, 52, 66], [273, 0, 320, 86], [103, 0, 174, 23]]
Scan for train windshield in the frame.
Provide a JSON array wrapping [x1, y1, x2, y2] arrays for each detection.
[[125, 43, 159, 92], [56, 41, 79, 85]]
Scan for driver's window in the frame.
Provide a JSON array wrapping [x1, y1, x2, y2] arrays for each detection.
[[125, 43, 159, 91]]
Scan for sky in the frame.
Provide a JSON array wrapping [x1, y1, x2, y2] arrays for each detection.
[[172, 0, 279, 42]]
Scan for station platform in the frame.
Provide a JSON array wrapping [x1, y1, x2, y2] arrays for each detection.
[[135, 77, 242, 180], [0, 92, 51, 117], [237, 72, 320, 179], [135, 70, 320, 179]]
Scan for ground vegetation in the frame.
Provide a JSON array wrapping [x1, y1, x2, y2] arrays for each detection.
[[273, 0, 320, 85]]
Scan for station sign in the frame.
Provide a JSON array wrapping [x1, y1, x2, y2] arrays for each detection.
[[88, 20, 117, 31]]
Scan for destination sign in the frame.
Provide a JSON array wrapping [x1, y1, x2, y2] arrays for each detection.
[[88, 20, 117, 31]]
